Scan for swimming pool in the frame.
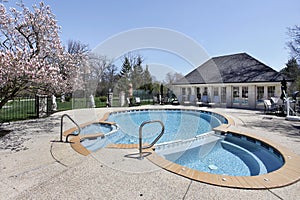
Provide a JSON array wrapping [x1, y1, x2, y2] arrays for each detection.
[[78, 109, 284, 176], [65, 107, 300, 189]]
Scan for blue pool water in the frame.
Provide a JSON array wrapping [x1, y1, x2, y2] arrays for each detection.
[[81, 109, 225, 151], [157, 134, 284, 176], [79, 123, 113, 135], [107, 110, 223, 144]]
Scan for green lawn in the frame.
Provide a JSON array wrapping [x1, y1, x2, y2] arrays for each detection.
[[56, 97, 107, 111], [0, 98, 37, 122]]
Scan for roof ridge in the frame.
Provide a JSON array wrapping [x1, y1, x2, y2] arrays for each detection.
[[211, 52, 247, 59]]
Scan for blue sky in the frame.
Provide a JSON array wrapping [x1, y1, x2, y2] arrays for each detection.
[[3, 0, 300, 79]]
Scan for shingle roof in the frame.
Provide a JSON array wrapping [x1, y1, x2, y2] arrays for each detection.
[[175, 53, 286, 84]]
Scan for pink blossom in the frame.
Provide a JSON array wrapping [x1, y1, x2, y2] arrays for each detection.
[[0, 1, 84, 108]]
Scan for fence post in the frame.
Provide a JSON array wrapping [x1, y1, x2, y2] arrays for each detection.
[[35, 94, 48, 118], [35, 95, 39, 118], [47, 95, 52, 116]]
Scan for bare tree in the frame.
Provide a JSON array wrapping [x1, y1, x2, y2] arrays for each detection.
[[88, 54, 113, 95], [100, 63, 118, 95], [67, 40, 89, 55], [165, 72, 184, 84], [287, 25, 300, 62], [89, 54, 110, 82]]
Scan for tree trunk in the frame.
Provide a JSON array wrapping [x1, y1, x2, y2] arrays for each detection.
[[0, 88, 20, 110], [0, 96, 10, 110]]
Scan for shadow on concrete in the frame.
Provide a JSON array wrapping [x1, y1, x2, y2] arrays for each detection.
[[124, 152, 152, 160], [244, 112, 300, 142], [0, 129, 12, 138]]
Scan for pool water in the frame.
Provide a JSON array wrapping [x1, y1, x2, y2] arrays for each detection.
[[81, 109, 225, 151], [157, 134, 284, 176], [72, 123, 115, 138], [79, 123, 113, 135], [107, 110, 223, 144]]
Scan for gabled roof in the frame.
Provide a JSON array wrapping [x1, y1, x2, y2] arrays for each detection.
[[175, 53, 286, 85]]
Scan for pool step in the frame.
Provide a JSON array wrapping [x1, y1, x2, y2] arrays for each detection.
[[155, 132, 223, 155], [221, 140, 267, 175], [80, 133, 105, 141]]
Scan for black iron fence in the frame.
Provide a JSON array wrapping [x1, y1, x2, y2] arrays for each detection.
[[0, 91, 158, 122], [0, 95, 52, 123], [132, 90, 155, 105]]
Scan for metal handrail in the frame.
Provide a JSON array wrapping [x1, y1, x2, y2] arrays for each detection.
[[60, 114, 81, 143], [139, 120, 165, 160]]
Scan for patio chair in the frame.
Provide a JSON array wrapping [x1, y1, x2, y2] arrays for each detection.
[[135, 97, 141, 106], [127, 97, 132, 107], [263, 99, 277, 114], [127, 97, 141, 107], [197, 95, 211, 107], [183, 95, 195, 106], [171, 98, 180, 105], [152, 96, 158, 104]]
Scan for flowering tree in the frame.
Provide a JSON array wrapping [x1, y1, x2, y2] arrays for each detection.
[[0, 2, 84, 109]]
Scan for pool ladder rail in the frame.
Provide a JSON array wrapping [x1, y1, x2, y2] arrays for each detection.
[[59, 114, 165, 157], [60, 114, 81, 143], [139, 120, 165, 160]]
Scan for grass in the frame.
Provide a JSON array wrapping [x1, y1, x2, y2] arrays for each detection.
[[56, 97, 108, 111], [0, 97, 37, 122]]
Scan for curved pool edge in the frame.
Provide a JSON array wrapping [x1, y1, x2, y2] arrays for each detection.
[[65, 107, 300, 189], [147, 126, 300, 189], [99, 107, 236, 127]]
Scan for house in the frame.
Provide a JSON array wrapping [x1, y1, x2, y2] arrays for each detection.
[[172, 53, 290, 109]]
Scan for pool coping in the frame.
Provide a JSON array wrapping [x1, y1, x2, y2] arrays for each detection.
[[66, 107, 300, 189]]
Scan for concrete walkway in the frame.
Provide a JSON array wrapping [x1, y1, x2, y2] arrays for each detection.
[[0, 106, 299, 199]]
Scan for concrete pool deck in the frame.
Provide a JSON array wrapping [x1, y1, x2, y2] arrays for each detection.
[[0, 105, 299, 199]]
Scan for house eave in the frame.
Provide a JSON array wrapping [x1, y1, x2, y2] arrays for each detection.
[[173, 80, 291, 86]]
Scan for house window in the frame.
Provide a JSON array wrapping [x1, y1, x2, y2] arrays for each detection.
[[221, 87, 226, 103], [213, 87, 219, 96], [267, 86, 275, 98], [232, 86, 239, 104], [242, 87, 248, 105], [187, 88, 191, 95], [187, 87, 192, 101], [182, 88, 186, 95], [202, 87, 209, 102], [213, 87, 219, 103], [203, 87, 208, 95], [257, 86, 264, 105]]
